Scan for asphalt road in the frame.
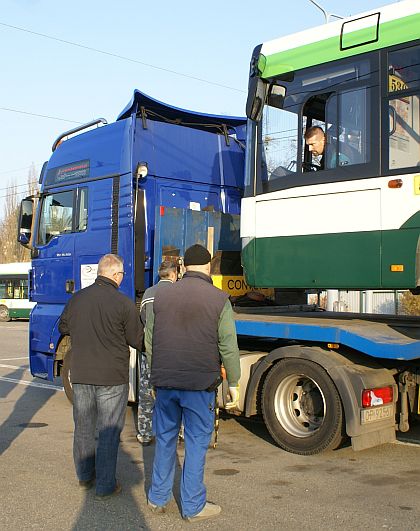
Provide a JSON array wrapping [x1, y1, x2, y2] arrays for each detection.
[[1, 322, 420, 530]]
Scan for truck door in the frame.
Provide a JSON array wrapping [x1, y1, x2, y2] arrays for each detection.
[[30, 185, 87, 377], [33, 187, 83, 302]]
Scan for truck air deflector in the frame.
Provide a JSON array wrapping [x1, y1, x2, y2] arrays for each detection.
[[117, 90, 246, 134]]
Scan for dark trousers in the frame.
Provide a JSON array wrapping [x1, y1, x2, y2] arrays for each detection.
[[148, 388, 215, 517], [72, 383, 128, 495]]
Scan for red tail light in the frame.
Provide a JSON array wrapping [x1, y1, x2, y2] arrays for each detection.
[[362, 387, 393, 408]]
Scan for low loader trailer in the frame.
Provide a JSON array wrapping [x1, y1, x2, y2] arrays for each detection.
[[153, 207, 420, 455]]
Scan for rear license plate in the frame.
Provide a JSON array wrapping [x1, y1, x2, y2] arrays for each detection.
[[361, 404, 393, 424]]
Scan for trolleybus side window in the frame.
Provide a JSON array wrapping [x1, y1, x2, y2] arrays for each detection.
[[256, 53, 378, 195], [0, 278, 27, 300], [387, 44, 420, 172], [262, 105, 299, 180], [322, 89, 368, 169]]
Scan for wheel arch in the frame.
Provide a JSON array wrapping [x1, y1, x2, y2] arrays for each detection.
[[49, 315, 71, 376], [245, 344, 351, 417], [244, 343, 397, 446], [53, 334, 71, 376]]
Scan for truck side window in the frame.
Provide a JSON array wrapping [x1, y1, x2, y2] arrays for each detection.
[[38, 190, 74, 245], [75, 188, 88, 232]]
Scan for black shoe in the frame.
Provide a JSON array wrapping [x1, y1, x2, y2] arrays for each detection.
[[95, 482, 122, 500], [78, 478, 95, 490]]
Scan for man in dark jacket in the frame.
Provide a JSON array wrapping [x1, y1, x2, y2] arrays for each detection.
[[147, 244, 241, 522], [59, 253, 143, 499]]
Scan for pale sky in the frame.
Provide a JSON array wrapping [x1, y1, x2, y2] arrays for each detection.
[[0, 0, 398, 210]]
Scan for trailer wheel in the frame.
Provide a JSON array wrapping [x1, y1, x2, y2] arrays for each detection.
[[262, 358, 345, 455], [0, 305, 11, 322], [62, 351, 73, 404]]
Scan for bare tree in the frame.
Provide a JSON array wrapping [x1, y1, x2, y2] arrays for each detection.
[[0, 163, 39, 263], [27, 162, 39, 196]]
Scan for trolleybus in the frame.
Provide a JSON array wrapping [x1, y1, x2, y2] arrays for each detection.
[[243, 0, 420, 291], [0, 262, 35, 321]]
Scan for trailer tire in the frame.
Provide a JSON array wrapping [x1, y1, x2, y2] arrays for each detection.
[[262, 358, 345, 455], [0, 305, 11, 322], [62, 350, 73, 404]]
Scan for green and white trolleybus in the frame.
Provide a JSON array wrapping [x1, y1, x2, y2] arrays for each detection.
[[0, 262, 35, 321], [243, 0, 420, 291]]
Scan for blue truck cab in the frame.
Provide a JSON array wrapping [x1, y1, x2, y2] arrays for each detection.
[[18, 90, 246, 383]]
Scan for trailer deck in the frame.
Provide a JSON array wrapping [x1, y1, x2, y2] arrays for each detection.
[[234, 310, 420, 360]]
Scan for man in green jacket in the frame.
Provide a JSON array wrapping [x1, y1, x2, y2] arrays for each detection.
[[147, 244, 240, 522]]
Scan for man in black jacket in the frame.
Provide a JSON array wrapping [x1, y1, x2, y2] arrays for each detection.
[[59, 254, 143, 499]]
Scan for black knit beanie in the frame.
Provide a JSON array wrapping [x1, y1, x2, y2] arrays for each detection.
[[183, 244, 211, 266]]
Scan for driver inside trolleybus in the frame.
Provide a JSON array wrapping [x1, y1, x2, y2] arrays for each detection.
[[304, 125, 361, 171]]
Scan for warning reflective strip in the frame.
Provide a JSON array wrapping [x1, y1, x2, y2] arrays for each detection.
[[0, 375, 64, 391]]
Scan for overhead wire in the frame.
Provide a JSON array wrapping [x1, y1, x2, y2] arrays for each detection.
[[0, 20, 246, 178], [0, 189, 36, 202], [0, 21, 246, 94], [0, 163, 41, 176], [0, 180, 39, 194], [0, 106, 83, 124]]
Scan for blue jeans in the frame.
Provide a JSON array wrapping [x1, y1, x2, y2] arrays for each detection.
[[148, 388, 215, 517], [72, 383, 128, 495]]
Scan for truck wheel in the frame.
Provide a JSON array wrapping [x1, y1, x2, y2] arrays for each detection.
[[0, 305, 11, 322], [62, 351, 73, 404], [262, 358, 345, 455]]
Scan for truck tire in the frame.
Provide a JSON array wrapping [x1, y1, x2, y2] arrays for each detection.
[[0, 305, 11, 322], [62, 351, 73, 404], [262, 358, 345, 455]]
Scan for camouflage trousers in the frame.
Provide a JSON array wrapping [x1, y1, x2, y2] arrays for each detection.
[[137, 352, 154, 440]]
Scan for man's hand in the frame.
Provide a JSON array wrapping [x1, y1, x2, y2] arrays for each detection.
[[225, 385, 240, 410]]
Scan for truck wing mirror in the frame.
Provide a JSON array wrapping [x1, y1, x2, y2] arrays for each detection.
[[17, 196, 35, 249]]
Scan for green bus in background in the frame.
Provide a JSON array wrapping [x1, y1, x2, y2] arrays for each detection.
[[0, 262, 35, 321]]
